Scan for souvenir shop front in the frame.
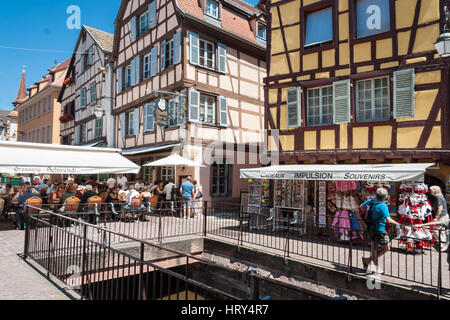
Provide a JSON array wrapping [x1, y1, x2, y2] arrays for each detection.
[[241, 163, 437, 251]]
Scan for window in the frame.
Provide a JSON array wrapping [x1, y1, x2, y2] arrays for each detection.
[[356, 0, 390, 38], [199, 94, 216, 125], [305, 7, 333, 47], [36, 130, 40, 144], [142, 161, 154, 182], [356, 77, 390, 122], [127, 111, 135, 136], [33, 104, 36, 118], [165, 39, 174, 68], [257, 23, 266, 40], [199, 40, 215, 69], [80, 123, 86, 143], [38, 101, 41, 116], [307, 86, 333, 126], [95, 117, 102, 138], [212, 163, 228, 196], [90, 83, 97, 104], [86, 47, 94, 67], [47, 126, 51, 143], [143, 54, 151, 80], [160, 166, 175, 182], [168, 99, 178, 127], [48, 97, 52, 111], [124, 65, 132, 89], [139, 11, 149, 35], [287, 88, 301, 128], [41, 127, 45, 143], [206, 0, 219, 19], [144, 103, 155, 132]]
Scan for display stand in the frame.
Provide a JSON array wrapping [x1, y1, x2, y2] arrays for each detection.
[[248, 179, 271, 230], [270, 180, 306, 235]]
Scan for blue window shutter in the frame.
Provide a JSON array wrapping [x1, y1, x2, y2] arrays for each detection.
[[80, 88, 86, 108], [219, 97, 228, 127], [161, 40, 166, 71], [135, 56, 140, 84], [130, 59, 136, 86], [173, 32, 182, 65], [150, 46, 158, 77], [394, 68, 415, 119], [117, 67, 123, 93], [133, 108, 140, 135], [189, 32, 199, 65], [120, 113, 126, 138], [130, 16, 137, 42], [177, 97, 183, 125], [74, 125, 80, 144], [149, 1, 157, 28], [189, 90, 200, 122], [218, 42, 227, 73]]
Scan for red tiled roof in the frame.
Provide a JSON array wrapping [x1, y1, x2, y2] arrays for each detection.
[[13, 70, 28, 106], [177, 0, 263, 46]]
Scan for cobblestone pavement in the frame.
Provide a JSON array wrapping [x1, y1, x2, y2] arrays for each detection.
[[0, 220, 72, 300]]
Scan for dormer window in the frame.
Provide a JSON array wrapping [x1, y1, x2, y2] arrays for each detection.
[[206, 0, 219, 20], [257, 23, 266, 40]]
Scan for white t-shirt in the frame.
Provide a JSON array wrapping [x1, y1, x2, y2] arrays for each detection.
[[117, 176, 128, 190], [106, 178, 116, 189], [135, 182, 145, 191], [125, 189, 140, 205], [164, 183, 176, 200]]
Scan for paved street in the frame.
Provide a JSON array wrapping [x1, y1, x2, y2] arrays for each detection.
[[0, 219, 73, 300]]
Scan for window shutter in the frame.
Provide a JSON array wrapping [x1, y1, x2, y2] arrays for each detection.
[[117, 67, 123, 94], [74, 125, 80, 144], [130, 58, 136, 86], [218, 42, 227, 73], [130, 16, 137, 42], [219, 97, 228, 127], [120, 113, 126, 138], [144, 103, 155, 132], [333, 79, 351, 124], [150, 46, 158, 77], [173, 32, 182, 65], [80, 55, 85, 73], [287, 87, 301, 128], [177, 97, 183, 125], [80, 88, 86, 108], [135, 56, 140, 84], [394, 68, 415, 119], [189, 32, 199, 65], [149, 1, 157, 28], [133, 108, 140, 135], [161, 40, 166, 71], [189, 90, 200, 122]]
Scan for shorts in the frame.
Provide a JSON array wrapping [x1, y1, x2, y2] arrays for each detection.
[[437, 214, 449, 229], [369, 229, 390, 246], [182, 197, 192, 208]]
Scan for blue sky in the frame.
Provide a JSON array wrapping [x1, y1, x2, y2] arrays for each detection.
[[0, 0, 259, 111]]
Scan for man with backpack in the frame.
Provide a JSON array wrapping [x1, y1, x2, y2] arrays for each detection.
[[361, 187, 401, 274]]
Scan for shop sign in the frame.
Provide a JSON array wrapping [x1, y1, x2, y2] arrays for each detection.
[[154, 99, 169, 128]]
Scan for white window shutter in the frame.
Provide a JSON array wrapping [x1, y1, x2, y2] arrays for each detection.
[[144, 103, 155, 132], [80, 88, 86, 108], [161, 40, 166, 71], [189, 32, 199, 65], [218, 42, 227, 73], [74, 125, 80, 145], [189, 90, 200, 122], [333, 79, 351, 124], [149, 1, 157, 28], [173, 32, 182, 65], [394, 68, 415, 119], [219, 97, 228, 127], [117, 67, 123, 93], [287, 87, 301, 128], [133, 108, 140, 135], [120, 113, 126, 138], [130, 16, 137, 42], [150, 46, 158, 77]]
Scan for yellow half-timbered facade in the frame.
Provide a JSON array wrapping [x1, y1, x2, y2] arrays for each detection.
[[266, 0, 450, 186]]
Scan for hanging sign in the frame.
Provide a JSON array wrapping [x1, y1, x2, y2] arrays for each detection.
[[154, 99, 169, 128]]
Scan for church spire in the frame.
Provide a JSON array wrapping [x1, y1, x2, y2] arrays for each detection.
[[12, 66, 28, 108]]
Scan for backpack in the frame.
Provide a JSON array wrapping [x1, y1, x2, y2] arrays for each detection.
[[365, 201, 381, 228]]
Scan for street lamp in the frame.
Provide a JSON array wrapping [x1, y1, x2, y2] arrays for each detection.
[[94, 105, 105, 119], [435, 6, 450, 57]]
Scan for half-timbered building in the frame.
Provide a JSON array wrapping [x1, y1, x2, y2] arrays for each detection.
[[265, 0, 450, 188], [58, 25, 115, 147], [112, 0, 267, 202]]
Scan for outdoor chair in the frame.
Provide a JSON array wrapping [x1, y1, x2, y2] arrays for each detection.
[[130, 195, 148, 222], [86, 196, 102, 225]]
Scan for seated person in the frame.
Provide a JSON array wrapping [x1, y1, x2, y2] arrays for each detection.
[[81, 185, 98, 204], [120, 184, 141, 222], [16, 187, 40, 230]]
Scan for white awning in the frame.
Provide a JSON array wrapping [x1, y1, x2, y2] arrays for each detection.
[[122, 143, 181, 156], [240, 163, 435, 182], [0, 141, 140, 174], [142, 154, 205, 167]]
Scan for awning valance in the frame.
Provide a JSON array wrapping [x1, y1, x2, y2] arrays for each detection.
[[0, 141, 140, 174], [240, 163, 435, 182]]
